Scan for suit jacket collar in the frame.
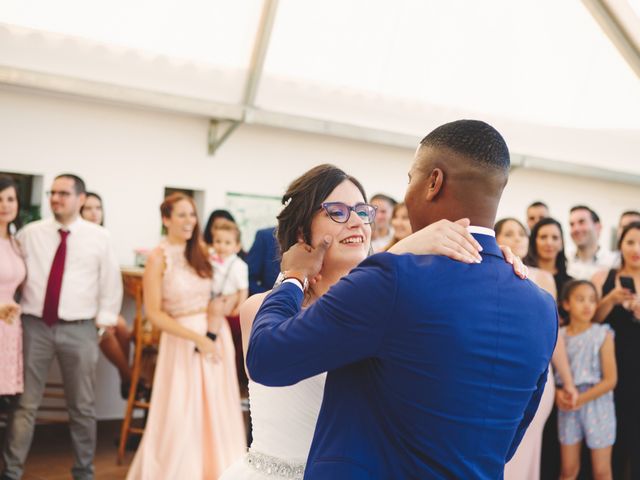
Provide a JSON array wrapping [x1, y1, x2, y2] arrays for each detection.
[[473, 233, 502, 259]]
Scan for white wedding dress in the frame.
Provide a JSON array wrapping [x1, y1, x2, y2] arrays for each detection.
[[219, 374, 326, 480]]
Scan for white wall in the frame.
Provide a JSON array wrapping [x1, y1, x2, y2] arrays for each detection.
[[1, 87, 638, 418], [0, 87, 414, 265]]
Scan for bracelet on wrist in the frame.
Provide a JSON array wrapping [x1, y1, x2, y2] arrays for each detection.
[[206, 331, 218, 342], [282, 271, 309, 291]]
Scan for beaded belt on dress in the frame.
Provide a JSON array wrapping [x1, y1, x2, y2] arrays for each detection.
[[245, 451, 305, 479]]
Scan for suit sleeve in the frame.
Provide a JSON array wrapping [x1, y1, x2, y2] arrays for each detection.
[[247, 231, 266, 295], [247, 253, 398, 386], [505, 367, 548, 461], [506, 302, 558, 461]]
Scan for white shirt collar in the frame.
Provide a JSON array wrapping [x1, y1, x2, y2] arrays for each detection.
[[53, 215, 84, 233], [572, 246, 601, 262], [467, 225, 495, 237]]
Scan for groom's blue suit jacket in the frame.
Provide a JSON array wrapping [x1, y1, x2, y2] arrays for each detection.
[[247, 234, 558, 479]]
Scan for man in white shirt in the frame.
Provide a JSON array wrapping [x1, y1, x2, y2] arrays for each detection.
[[2, 174, 122, 480], [370, 193, 396, 253], [567, 205, 616, 280]]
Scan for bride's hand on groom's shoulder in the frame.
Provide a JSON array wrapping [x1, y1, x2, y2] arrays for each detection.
[[498, 245, 528, 279], [388, 218, 482, 264], [388, 219, 528, 279], [281, 236, 333, 281]]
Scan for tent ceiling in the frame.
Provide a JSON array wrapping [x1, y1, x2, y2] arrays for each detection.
[[0, 0, 263, 69], [259, 0, 640, 131], [0, 0, 639, 177]]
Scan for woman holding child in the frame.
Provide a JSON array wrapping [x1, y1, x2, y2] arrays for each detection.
[[127, 193, 245, 480]]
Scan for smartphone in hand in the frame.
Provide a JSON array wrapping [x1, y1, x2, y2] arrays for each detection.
[[620, 276, 636, 294]]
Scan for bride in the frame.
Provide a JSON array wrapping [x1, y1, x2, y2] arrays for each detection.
[[220, 164, 523, 479]]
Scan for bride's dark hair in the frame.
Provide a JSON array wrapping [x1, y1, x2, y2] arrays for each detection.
[[276, 164, 367, 257]]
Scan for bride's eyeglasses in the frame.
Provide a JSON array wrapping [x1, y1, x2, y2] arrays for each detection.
[[321, 202, 377, 224]]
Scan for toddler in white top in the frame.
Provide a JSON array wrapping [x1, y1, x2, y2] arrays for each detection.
[[210, 220, 249, 318]]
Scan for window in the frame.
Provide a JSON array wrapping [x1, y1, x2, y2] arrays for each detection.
[[0, 171, 42, 228]]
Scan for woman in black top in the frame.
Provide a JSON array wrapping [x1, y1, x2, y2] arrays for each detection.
[[593, 221, 640, 479]]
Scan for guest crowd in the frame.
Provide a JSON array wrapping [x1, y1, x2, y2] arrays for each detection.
[[0, 171, 638, 480]]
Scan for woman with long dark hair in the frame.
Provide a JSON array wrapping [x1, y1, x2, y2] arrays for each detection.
[[127, 193, 245, 479], [525, 217, 573, 301], [0, 175, 26, 397], [592, 221, 640, 478]]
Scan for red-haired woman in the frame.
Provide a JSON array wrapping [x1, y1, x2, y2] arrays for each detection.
[[127, 193, 245, 480]]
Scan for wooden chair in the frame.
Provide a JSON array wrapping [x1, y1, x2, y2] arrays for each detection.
[[117, 269, 160, 464], [0, 383, 68, 427]]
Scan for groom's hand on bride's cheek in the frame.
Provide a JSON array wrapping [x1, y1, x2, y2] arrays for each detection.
[[281, 236, 333, 279]]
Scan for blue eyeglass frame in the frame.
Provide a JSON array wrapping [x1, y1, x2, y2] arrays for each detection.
[[320, 202, 377, 224]]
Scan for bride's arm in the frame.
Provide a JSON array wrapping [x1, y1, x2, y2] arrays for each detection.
[[388, 218, 527, 278], [240, 292, 270, 378], [388, 218, 482, 263]]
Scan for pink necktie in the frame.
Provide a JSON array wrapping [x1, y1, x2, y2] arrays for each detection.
[[42, 229, 69, 327]]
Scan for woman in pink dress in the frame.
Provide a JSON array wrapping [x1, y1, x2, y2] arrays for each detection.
[[127, 193, 246, 480], [0, 175, 26, 396]]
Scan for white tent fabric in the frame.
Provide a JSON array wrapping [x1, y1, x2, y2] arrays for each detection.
[[259, 0, 640, 130], [0, 0, 638, 174]]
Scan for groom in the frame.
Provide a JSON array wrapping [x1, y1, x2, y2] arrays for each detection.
[[247, 120, 558, 479]]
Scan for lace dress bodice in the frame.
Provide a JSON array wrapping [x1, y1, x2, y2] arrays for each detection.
[[160, 241, 211, 317]]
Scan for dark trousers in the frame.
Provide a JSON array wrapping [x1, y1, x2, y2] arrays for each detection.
[[612, 394, 640, 480]]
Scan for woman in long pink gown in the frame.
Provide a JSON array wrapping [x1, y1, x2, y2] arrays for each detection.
[[0, 176, 26, 396], [127, 193, 245, 480]]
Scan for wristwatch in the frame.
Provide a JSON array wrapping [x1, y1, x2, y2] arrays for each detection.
[[97, 327, 107, 341], [274, 271, 309, 292]]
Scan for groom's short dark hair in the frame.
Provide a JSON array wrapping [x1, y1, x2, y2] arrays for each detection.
[[419, 120, 510, 171]]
